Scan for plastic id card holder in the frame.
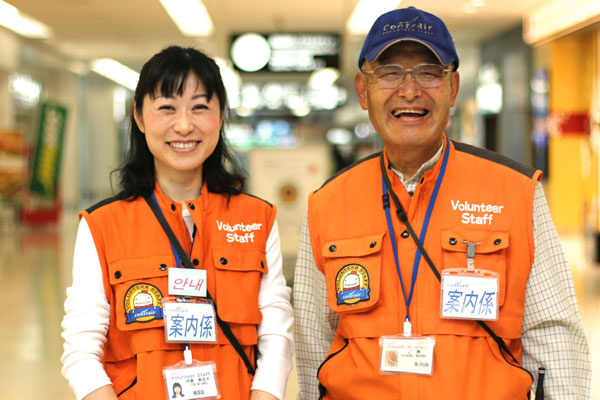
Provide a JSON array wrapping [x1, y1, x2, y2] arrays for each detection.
[[440, 268, 499, 321], [379, 335, 435, 375], [163, 360, 220, 400], [163, 297, 217, 343]]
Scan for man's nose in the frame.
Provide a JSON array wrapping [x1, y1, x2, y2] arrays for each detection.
[[395, 71, 422, 100]]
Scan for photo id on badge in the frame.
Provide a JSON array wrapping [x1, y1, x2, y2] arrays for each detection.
[[163, 298, 217, 343], [441, 269, 499, 320], [169, 268, 207, 297], [163, 360, 220, 400], [379, 335, 435, 375]]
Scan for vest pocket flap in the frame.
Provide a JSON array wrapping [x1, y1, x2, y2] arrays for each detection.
[[441, 229, 509, 254], [108, 255, 171, 285], [213, 247, 268, 273], [322, 233, 385, 258], [108, 256, 170, 332]]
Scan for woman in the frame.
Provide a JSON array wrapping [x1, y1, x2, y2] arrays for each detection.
[[172, 382, 184, 398], [61, 46, 294, 400]]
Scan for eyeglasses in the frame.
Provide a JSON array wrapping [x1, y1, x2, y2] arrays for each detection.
[[361, 64, 453, 89]]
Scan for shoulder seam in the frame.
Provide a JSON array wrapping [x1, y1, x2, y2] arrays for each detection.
[[85, 192, 128, 214], [314, 151, 382, 194], [452, 140, 537, 179], [241, 192, 273, 208]]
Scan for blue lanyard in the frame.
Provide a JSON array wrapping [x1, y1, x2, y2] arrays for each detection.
[[151, 193, 196, 269], [381, 136, 449, 321]]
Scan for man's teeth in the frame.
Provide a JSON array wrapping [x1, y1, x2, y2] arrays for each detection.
[[170, 141, 198, 149], [393, 109, 426, 117]]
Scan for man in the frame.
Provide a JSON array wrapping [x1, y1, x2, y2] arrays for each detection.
[[293, 6, 590, 400]]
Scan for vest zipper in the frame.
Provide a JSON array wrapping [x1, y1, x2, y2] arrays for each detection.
[[317, 338, 349, 400], [117, 377, 137, 397]]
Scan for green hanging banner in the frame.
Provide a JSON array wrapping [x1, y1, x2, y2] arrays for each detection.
[[29, 101, 68, 199]]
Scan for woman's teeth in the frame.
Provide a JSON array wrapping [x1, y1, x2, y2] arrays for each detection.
[[170, 141, 198, 149]]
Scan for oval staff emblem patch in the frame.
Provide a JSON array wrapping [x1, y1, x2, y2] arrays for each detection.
[[335, 264, 370, 305], [124, 283, 164, 324]]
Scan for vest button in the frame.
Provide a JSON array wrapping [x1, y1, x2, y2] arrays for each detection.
[[449, 237, 457, 245], [369, 241, 377, 248], [171, 204, 176, 211], [114, 271, 122, 279], [220, 257, 228, 265], [494, 238, 502, 245], [401, 230, 409, 239], [261, 261, 265, 269], [188, 203, 195, 210], [329, 245, 337, 252], [192, 259, 199, 266], [159, 263, 167, 271]]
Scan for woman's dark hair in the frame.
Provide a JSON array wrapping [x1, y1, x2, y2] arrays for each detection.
[[116, 45, 245, 199], [172, 382, 183, 397]]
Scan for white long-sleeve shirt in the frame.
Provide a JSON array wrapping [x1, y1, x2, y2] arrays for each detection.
[[62, 207, 294, 400]]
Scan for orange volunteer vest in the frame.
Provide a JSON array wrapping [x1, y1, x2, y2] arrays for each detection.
[[308, 139, 542, 400], [81, 183, 276, 400]]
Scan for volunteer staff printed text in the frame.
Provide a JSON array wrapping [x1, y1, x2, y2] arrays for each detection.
[[451, 200, 504, 225], [216, 220, 262, 243]]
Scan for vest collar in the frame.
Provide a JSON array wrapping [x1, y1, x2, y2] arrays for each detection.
[[382, 134, 451, 217], [152, 181, 207, 216]]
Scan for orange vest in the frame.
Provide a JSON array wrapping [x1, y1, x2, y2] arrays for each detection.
[[81, 183, 276, 399], [308, 140, 542, 400]]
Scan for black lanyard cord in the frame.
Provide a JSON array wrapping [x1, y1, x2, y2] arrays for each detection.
[[380, 154, 440, 281], [144, 196, 256, 376], [378, 153, 533, 383]]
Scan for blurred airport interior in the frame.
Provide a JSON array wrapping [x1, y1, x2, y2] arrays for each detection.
[[0, 0, 599, 398]]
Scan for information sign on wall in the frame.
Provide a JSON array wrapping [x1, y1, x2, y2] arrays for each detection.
[[230, 33, 340, 73]]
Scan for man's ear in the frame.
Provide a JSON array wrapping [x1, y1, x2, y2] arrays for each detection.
[[354, 72, 369, 111], [449, 71, 460, 108], [132, 100, 145, 133]]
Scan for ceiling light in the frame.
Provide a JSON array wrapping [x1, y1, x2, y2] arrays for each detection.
[[91, 59, 139, 91], [0, 0, 52, 39], [159, 0, 214, 36], [347, 0, 402, 35], [471, 0, 485, 7]]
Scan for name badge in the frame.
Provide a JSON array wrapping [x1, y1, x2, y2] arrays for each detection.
[[163, 298, 217, 343], [163, 361, 220, 400], [441, 269, 499, 321], [379, 335, 435, 375], [169, 268, 207, 297]]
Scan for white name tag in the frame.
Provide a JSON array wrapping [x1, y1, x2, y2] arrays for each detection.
[[163, 299, 217, 343], [380, 336, 435, 375], [441, 270, 499, 320], [163, 361, 220, 399], [168, 268, 207, 297]]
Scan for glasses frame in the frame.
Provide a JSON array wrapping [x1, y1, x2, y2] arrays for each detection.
[[361, 63, 454, 89]]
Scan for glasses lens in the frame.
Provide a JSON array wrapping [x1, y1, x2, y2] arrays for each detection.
[[372, 65, 405, 89], [413, 64, 445, 88]]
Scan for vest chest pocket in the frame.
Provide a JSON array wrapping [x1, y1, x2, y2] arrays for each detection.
[[441, 229, 508, 306], [107, 255, 171, 332], [212, 247, 268, 324], [321, 233, 384, 314]]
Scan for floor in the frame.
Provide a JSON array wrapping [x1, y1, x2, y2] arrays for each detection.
[[0, 211, 597, 399]]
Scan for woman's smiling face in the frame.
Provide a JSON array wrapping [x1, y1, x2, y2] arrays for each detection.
[[134, 73, 222, 183]]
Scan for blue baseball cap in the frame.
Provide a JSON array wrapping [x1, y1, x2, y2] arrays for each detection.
[[358, 7, 459, 70]]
